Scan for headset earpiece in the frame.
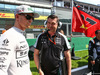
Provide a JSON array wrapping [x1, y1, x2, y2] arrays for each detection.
[[58, 21, 62, 29], [44, 20, 47, 28]]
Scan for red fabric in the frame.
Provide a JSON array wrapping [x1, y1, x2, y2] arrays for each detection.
[[72, 5, 100, 38]]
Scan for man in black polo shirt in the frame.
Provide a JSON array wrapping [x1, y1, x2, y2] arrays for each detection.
[[34, 15, 71, 75]]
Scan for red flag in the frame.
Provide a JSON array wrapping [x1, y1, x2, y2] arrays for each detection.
[[72, 4, 100, 38]]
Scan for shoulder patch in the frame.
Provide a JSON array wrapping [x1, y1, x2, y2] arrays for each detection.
[[91, 39, 95, 44]]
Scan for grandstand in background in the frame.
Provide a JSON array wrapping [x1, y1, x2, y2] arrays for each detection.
[[0, 0, 100, 38]]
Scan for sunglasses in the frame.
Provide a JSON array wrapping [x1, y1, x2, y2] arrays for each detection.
[[19, 14, 34, 21]]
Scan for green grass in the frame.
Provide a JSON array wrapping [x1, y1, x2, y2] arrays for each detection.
[[30, 50, 88, 75], [30, 60, 39, 75], [71, 50, 88, 69]]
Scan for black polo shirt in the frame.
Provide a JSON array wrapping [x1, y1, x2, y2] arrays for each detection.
[[34, 30, 71, 75]]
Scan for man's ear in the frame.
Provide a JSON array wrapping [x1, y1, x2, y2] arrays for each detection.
[[15, 14, 20, 21], [15, 14, 19, 18]]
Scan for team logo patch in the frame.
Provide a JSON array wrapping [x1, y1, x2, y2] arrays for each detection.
[[0, 57, 6, 63], [0, 64, 6, 69], [55, 38, 61, 45], [96, 42, 100, 46], [16, 50, 28, 59], [2, 39, 9, 46], [0, 51, 9, 55], [41, 36, 47, 44]]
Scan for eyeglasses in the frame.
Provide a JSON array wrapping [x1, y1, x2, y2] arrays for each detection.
[[19, 14, 34, 21]]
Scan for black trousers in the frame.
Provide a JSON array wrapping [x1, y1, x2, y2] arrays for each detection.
[[93, 58, 100, 75], [41, 65, 59, 75]]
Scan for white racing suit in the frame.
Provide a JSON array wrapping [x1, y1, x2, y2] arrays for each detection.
[[0, 27, 32, 75]]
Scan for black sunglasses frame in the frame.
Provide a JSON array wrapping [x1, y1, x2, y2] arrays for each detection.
[[19, 14, 34, 21]]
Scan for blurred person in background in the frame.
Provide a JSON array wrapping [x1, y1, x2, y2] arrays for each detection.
[[88, 30, 100, 74]]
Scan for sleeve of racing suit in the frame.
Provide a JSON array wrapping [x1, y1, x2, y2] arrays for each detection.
[[88, 40, 95, 60], [0, 34, 15, 75]]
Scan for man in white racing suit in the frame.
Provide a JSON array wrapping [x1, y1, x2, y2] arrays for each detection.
[[0, 5, 39, 75]]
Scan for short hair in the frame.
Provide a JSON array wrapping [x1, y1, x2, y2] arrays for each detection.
[[47, 15, 59, 22], [95, 30, 100, 34]]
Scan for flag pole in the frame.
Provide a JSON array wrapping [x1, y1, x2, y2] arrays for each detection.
[[70, 0, 74, 44], [70, 0, 74, 58], [71, 0, 74, 35], [70, 1, 82, 60]]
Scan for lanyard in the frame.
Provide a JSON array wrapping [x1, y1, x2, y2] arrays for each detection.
[[47, 34, 56, 45]]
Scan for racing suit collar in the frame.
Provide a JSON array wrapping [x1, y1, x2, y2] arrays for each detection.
[[13, 26, 25, 35]]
